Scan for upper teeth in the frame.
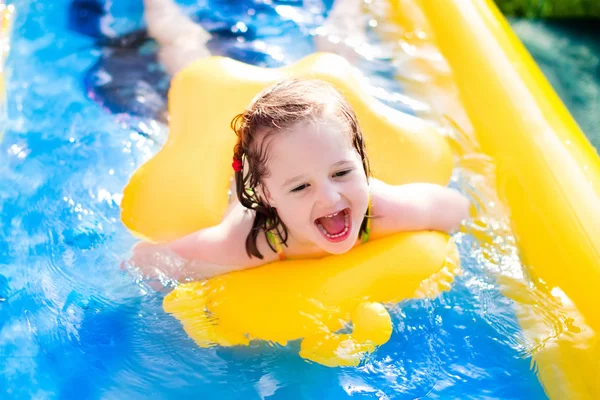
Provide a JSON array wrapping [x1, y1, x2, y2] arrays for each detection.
[[323, 211, 341, 218], [316, 210, 350, 238]]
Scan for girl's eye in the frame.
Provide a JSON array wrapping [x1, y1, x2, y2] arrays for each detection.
[[291, 184, 308, 193], [334, 169, 352, 178]]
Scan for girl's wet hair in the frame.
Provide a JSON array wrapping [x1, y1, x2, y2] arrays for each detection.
[[231, 78, 371, 259]]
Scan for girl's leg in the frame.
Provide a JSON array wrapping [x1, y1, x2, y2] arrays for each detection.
[[314, 0, 367, 62], [143, 0, 212, 75]]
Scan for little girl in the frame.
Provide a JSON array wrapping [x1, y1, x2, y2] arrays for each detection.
[[130, 79, 469, 281]]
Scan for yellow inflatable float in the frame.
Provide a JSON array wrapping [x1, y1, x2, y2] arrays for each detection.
[[120, 53, 461, 366], [380, 0, 600, 396]]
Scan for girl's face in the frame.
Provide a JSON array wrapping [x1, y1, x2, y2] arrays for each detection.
[[260, 116, 369, 254]]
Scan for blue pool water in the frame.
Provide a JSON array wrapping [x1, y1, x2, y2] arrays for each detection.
[[0, 1, 551, 398]]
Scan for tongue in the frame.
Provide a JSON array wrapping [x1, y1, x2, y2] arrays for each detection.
[[317, 212, 346, 235]]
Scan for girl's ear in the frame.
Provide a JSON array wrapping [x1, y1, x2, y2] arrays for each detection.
[[257, 184, 276, 208]]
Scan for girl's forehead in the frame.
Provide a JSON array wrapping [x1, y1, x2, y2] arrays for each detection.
[[273, 119, 353, 152], [264, 122, 356, 173]]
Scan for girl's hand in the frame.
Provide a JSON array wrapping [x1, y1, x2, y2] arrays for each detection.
[[127, 241, 187, 283]]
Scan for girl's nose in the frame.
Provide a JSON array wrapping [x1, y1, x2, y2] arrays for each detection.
[[316, 183, 342, 208]]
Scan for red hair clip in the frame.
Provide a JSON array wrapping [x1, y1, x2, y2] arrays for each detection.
[[232, 157, 243, 172]]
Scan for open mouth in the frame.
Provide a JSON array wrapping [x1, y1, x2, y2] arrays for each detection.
[[314, 208, 352, 243]]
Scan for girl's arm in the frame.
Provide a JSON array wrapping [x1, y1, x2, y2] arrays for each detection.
[[128, 202, 278, 281], [369, 180, 470, 239]]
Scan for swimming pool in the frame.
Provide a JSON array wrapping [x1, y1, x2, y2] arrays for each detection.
[[0, 0, 584, 398]]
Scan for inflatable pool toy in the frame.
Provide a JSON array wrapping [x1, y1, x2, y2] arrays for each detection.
[[121, 53, 460, 366], [379, 0, 600, 397], [163, 231, 459, 367], [120, 53, 460, 366]]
